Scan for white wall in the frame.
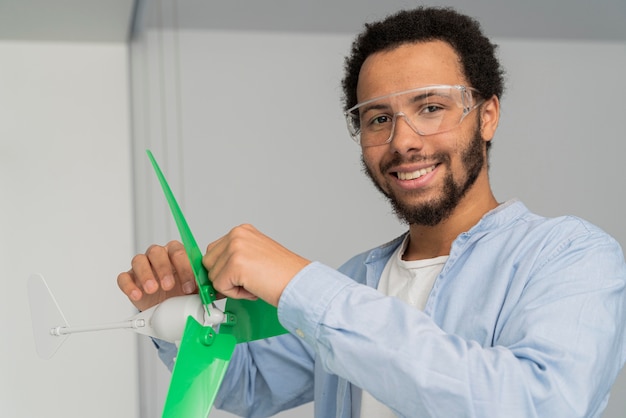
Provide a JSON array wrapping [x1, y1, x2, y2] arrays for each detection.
[[0, 41, 138, 417], [131, 17, 626, 417], [492, 40, 626, 240]]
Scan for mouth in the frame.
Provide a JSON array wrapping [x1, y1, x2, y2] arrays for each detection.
[[394, 164, 437, 181]]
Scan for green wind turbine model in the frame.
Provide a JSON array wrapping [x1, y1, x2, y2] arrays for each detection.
[[28, 150, 288, 417], [145, 149, 288, 416]]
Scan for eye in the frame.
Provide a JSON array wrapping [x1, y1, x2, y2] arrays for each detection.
[[367, 114, 393, 128], [421, 104, 444, 115]]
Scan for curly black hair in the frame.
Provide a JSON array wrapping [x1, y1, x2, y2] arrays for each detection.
[[342, 7, 505, 111]]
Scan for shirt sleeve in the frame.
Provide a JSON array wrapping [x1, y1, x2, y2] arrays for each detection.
[[212, 328, 316, 416], [277, 229, 626, 418], [151, 338, 177, 371]]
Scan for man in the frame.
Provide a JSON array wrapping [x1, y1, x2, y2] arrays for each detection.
[[118, 7, 626, 417]]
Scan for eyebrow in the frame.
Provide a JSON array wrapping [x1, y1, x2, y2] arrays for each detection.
[[359, 91, 448, 115], [409, 91, 452, 103], [359, 103, 391, 115]]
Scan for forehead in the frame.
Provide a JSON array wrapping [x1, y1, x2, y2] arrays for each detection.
[[356, 40, 467, 103]]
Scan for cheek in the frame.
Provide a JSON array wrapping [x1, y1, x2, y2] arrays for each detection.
[[361, 148, 381, 170], [449, 123, 480, 162]]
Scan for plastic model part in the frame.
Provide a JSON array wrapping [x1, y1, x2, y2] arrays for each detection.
[[27, 150, 289, 418], [27, 274, 70, 359], [147, 150, 288, 417], [161, 316, 236, 417], [27, 273, 222, 348]]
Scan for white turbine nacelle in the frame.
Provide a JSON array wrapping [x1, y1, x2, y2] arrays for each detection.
[[133, 294, 225, 344]]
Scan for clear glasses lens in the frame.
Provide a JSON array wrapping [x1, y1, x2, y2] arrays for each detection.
[[345, 85, 481, 147]]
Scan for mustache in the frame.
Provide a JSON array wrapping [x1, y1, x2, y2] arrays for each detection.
[[380, 152, 451, 173]]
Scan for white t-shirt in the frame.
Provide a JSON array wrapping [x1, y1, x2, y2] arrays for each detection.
[[359, 236, 448, 418]]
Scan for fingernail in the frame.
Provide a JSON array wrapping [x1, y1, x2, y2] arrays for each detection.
[[130, 290, 142, 301], [145, 279, 158, 293], [183, 281, 196, 294], [162, 275, 174, 289]]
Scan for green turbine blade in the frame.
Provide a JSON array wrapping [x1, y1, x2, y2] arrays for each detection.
[[221, 298, 288, 343], [147, 150, 287, 417], [147, 151, 234, 418], [161, 316, 236, 418], [146, 150, 216, 309], [147, 150, 287, 344]]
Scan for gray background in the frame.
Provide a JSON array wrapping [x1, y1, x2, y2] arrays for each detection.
[[2, 0, 625, 417], [130, 1, 626, 417]]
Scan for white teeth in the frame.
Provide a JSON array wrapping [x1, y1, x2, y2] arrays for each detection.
[[397, 166, 435, 180]]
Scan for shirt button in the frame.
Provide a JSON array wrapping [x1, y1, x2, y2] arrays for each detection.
[[295, 328, 305, 338]]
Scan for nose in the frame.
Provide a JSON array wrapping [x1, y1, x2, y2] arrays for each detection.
[[388, 112, 425, 152]]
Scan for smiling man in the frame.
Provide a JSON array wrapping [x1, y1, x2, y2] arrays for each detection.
[[118, 7, 626, 417], [353, 40, 499, 257]]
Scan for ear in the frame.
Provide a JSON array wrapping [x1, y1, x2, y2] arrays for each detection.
[[479, 95, 500, 142]]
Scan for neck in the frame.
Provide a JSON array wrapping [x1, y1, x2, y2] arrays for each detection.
[[403, 177, 498, 261]]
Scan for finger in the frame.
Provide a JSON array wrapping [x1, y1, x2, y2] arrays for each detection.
[[165, 240, 196, 294], [130, 252, 160, 294], [203, 233, 231, 288], [145, 244, 176, 292], [203, 229, 257, 300], [202, 234, 226, 274], [203, 235, 232, 292], [217, 285, 258, 301], [203, 224, 255, 277], [117, 270, 144, 303], [207, 249, 257, 300]]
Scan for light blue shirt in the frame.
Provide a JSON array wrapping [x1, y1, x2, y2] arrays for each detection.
[[159, 200, 626, 417]]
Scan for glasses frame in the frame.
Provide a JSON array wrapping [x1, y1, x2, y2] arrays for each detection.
[[344, 84, 484, 147]]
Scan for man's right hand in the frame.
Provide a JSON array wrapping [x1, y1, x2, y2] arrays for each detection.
[[117, 240, 197, 311]]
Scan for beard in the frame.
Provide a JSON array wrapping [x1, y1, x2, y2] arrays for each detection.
[[362, 126, 486, 226]]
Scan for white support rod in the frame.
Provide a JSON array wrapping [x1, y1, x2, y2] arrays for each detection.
[[50, 319, 146, 336]]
